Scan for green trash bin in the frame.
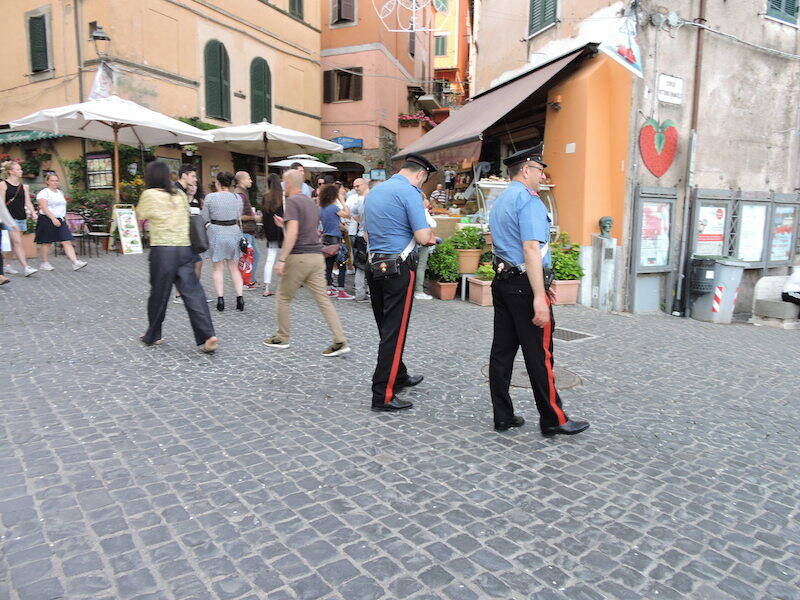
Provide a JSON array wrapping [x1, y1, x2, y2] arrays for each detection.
[[690, 258, 748, 323]]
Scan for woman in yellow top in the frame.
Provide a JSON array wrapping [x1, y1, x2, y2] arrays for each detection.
[[136, 161, 218, 353]]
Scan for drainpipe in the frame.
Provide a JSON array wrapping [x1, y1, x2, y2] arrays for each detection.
[[671, 0, 706, 316], [73, 0, 88, 190]]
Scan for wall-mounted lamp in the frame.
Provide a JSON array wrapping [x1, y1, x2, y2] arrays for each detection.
[[90, 24, 111, 58]]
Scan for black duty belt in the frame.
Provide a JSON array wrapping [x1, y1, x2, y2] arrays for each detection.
[[210, 219, 237, 226], [493, 259, 554, 288]]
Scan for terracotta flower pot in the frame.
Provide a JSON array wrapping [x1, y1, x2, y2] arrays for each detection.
[[551, 279, 580, 305], [468, 277, 493, 306], [21, 232, 37, 259], [429, 280, 458, 300], [483, 232, 492, 245], [456, 248, 482, 274]]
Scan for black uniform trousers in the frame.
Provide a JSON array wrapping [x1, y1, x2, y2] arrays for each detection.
[[367, 258, 416, 406], [489, 274, 568, 428], [143, 246, 215, 346]]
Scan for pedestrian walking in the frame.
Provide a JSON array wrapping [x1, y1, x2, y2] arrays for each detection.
[[488, 145, 589, 435], [261, 173, 284, 297], [263, 169, 350, 357], [173, 165, 208, 304], [233, 171, 260, 289], [0, 192, 19, 286], [202, 171, 245, 312], [319, 184, 353, 300], [363, 154, 437, 411], [0, 160, 38, 276], [34, 173, 87, 271], [347, 178, 370, 302], [136, 161, 218, 353]]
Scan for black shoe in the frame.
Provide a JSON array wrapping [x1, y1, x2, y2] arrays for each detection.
[[236, 296, 244, 311], [494, 415, 525, 431], [395, 375, 424, 391], [216, 297, 225, 312], [371, 397, 413, 412], [541, 419, 590, 437]]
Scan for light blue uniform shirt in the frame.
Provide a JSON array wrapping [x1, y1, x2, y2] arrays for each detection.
[[489, 180, 551, 268], [363, 174, 429, 253]]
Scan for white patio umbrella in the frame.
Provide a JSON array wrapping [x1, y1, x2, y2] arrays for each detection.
[[207, 122, 343, 164], [268, 156, 337, 172], [10, 95, 214, 201]]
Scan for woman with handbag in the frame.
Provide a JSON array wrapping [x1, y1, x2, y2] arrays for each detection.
[[261, 173, 284, 297], [136, 161, 217, 353], [35, 173, 87, 271], [0, 160, 38, 276], [318, 184, 353, 300], [201, 171, 245, 311]]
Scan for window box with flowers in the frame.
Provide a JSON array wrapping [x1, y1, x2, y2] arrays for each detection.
[[398, 111, 437, 129]]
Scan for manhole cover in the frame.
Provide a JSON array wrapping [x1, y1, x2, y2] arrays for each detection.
[[481, 362, 582, 389], [553, 327, 596, 342]]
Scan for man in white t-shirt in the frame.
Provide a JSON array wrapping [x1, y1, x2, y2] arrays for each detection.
[[347, 178, 370, 302]]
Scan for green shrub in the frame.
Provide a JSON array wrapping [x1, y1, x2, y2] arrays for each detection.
[[479, 250, 494, 263], [68, 190, 115, 225], [427, 241, 460, 283], [475, 264, 495, 281], [551, 232, 584, 280], [449, 226, 485, 250]]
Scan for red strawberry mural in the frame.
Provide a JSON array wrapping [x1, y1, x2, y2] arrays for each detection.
[[639, 118, 678, 178]]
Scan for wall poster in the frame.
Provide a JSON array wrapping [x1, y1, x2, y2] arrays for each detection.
[[695, 204, 726, 255], [640, 201, 671, 267], [769, 205, 797, 262], [736, 203, 767, 262]]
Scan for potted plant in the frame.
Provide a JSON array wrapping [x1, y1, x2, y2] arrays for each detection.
[[426, 241, 460, 300], [479, 250, 493, 267], [468, 264, 495, 306], [20, 156, 41, 178], [450, 226, 486, 273], [550, 232, 584, 305]]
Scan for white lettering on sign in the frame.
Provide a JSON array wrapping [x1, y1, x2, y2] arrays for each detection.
[[658, 74, 683, 105]]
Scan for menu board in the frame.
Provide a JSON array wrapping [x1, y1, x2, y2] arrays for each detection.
[[87, 154, 114, 189], [769, 205, 797, 262], [695, 204, 726, 255], [114, 207, 143, 255], [737, 203, 767, 262], [640, 201, 671, 267]]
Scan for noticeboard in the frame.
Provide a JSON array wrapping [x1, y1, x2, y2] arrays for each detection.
[[769, 205, 797, 262], [640, 200, 671, 268], [736, 203, 767, 262]]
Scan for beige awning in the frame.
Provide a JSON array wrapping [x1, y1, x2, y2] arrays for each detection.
[[393, 46, 593, 162]]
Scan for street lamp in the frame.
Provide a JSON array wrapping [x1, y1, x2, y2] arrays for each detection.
[[90, 24, 110, 58]]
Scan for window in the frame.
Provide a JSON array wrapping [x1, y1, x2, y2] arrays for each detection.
[[250, 58, 272, 123], [768, 0, 798, 23], [323, 67, 363, 102], [434, 35, 447, 56], [204, 40, 230, 120], [528, 0, 557, 36], [290, 0, 304, 19], [434, 0, 448, 11], [28, 14, 50, 73], [331, 0, 355, 24], [409, 31, 416, 57]]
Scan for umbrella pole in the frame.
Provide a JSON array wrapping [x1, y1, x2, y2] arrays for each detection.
[[113, 125, 121, 203]]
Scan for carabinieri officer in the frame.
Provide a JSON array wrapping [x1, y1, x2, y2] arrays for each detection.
[[363, 154, 437, 412], [488, 145, 589, 436]]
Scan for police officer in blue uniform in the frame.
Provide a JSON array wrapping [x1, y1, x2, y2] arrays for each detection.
[[364, 154, 437, 411], [488, 145, 589, 436]]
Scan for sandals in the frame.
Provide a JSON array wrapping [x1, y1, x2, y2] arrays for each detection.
[[262, 291, 274, 297], [0, 276, 9, 286], [139, 335, 164, 346], [200, 337, 218, 354]]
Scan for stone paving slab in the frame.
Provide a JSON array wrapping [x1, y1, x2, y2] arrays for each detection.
[[1, 252, 799, 600]]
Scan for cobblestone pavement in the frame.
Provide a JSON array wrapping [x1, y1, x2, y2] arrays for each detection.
[[1, 252, 799, 600]]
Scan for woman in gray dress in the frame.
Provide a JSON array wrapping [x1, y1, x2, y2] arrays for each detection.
[[201, 171, 245, 312]]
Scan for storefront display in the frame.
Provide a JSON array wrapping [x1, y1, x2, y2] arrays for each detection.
[[769, 205, 797, 262], [86, 153, 113, 189], [640, 201, 671, 267], [736, 203, 767, 262], [695, 204, 726, 255]]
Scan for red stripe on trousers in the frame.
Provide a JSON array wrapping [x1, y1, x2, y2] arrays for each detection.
[[542, 297, 567, 425], [385, 271, 416, 403]]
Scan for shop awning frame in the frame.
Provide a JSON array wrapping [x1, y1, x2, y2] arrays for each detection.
[[392, 44, 598, 162]]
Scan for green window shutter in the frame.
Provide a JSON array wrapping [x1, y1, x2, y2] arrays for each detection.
[[769, 0, 798, 23], [250, 58, 272, 122], [204, 41, 222, 118], [220, 44, 230, 120], [435, 36, 447, 56], [29, 15, 49, 73], [529, 0, 557, 35], [323, 70, 335, 103], [351, 67, 363, 101], [544, 0, 557, 27], [290, 0, 304, 19]]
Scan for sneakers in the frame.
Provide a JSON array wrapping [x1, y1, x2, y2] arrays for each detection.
[[414, 292, 433, 300], [4, 266, 19, 275], [263, 336, 290, 349], [355, 295, 370, 303], [326, 287, 337, 297], [337, 290, 354, 300], [173, 296, 184, 304], [322, 342, 351, 357], [39, 262, 55, 271], [24, 266, 38, 277], [72, 260, 87, 271]]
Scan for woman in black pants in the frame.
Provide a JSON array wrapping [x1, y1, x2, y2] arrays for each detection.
[[318, 184, 352, 300], [136, 161, 218, 353]]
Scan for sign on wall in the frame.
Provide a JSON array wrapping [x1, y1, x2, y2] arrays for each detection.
[[330, 136, 364, 149], [657, 74, 683, 105], [639, 119, 678, 178], [736, 203, 767, 262]]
